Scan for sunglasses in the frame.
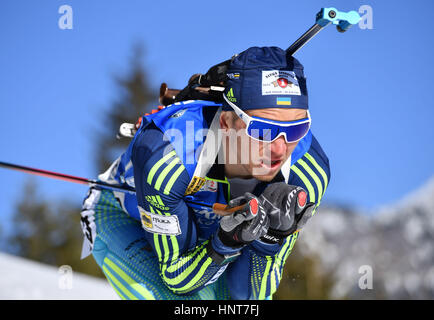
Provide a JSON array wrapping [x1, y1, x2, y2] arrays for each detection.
[[223, 94, 311, 143]]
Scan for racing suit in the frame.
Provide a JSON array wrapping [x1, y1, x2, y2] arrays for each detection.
[[80, 100, 330, 300]]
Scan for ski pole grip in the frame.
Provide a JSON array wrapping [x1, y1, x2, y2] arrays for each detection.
[[212, 203, 245, 216]]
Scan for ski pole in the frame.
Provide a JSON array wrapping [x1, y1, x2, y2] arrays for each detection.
[[0, 160, 239, 216], [0, 160, 136, 194]]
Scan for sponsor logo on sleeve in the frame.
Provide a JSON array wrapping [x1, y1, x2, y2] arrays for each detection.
[[199, 179, 218, 193], [170, 109, 187, 118], [139, 206, 181, 236], [184, 176, 207, 196], [145, 195, 170, 211]]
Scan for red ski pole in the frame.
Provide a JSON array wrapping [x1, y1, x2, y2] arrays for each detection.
[[0, 161, 242, 216]]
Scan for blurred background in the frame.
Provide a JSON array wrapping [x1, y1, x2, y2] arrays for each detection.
[[0, 0, 433, 299]]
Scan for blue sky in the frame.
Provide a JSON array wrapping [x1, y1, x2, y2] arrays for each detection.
[[0, 0, 433, 227]]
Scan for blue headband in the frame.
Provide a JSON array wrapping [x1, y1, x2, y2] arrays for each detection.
[[222, 46, 309, 111]]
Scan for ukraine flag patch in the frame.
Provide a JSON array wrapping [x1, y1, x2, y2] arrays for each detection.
[[276, 97, 292, 105]]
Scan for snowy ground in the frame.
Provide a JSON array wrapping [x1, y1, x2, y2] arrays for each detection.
[[0, 252, 119, 299]]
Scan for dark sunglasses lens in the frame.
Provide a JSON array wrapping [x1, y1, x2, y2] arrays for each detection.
[[248, 120, 310, 142], [248, 124, 279, 142], [280, 121, 310, 142]]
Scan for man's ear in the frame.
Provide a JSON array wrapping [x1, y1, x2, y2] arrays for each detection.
[[219, 111, 233, 131]]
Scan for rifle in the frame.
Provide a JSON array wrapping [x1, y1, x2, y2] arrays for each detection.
[[159, 7, 360, 106]]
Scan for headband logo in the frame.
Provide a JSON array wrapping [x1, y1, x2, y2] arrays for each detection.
[[226, 88, 237, 102], [262, 70, 301, 96], [275, 78, 289, 88]]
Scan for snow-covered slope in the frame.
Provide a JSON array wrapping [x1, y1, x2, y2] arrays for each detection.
[[0, 252, 119, 299], [297, 176, 434, 299]]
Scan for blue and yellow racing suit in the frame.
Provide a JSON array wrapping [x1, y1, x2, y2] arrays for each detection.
[[80, 100, 331, 300]]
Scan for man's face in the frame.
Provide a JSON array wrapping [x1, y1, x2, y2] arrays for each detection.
[[220, 108, 308, 182]]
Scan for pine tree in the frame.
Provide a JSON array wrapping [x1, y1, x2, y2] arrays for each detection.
[[94, 44, 157, 173], [7, 178, 104, 277], [6, 43, 156, 279]]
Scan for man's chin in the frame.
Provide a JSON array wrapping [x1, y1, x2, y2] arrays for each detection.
[[251, 174, 276, 182]]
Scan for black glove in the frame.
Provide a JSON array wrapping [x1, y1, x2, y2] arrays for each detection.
[[218, 193, 269, 248], [259, 182, 316, 245]]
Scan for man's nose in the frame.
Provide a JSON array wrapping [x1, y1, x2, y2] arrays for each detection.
[[269, 136, 287, 156]]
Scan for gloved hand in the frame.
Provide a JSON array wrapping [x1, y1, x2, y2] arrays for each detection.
[[259, 182, 316, 245], [217, 192, 269, 248]]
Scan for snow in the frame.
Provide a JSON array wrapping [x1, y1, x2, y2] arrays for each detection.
[[0, 252, 119, 300]]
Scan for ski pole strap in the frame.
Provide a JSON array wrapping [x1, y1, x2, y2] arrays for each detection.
[[212, 203, 247, 217]]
